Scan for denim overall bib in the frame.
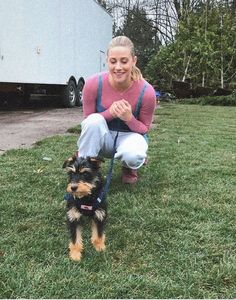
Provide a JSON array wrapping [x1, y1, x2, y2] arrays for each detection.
[[96, 74, 148, 138]]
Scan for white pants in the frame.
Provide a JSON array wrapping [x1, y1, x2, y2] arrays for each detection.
[[77, 113, 148, 169]]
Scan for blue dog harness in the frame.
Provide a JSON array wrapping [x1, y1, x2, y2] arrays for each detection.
[[64, 193, 103, 214]]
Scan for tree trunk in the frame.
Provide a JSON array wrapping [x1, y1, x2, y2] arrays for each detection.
[[182, 54, 191, 82], [202, 72, 205, 87], [221, 53, 224, 88]]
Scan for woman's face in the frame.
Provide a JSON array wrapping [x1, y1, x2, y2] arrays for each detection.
[[107, 46, 137, 86]]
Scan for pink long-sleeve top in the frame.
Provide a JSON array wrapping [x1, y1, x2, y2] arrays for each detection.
[[82, 72, 156, 134]]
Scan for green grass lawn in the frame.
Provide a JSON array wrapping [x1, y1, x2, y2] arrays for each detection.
[[0, 103, 235, 298]]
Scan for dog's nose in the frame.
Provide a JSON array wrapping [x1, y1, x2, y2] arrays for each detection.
[[71, 184, 78, 192]]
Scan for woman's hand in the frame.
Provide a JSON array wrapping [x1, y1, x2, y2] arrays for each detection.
[[109, 100, 132, 122]]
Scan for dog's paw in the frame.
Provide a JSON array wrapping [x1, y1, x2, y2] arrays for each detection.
[[69, 250, 82, 261], [69, 242, 83, 261], [91, 235, 106, 252]]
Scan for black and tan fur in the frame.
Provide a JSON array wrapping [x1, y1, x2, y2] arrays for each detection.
[[63, 155, 107, 261]]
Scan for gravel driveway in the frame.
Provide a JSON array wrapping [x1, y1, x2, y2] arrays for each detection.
[[0, 106, 83, 154]]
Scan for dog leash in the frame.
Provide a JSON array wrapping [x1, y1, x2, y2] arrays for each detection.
[[95, 131, 119, 206]]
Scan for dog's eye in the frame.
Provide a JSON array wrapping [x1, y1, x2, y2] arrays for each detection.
[[82, 171, 92, 180]]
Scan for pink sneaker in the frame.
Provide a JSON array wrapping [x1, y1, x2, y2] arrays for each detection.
[[122, 167, 138, 184]]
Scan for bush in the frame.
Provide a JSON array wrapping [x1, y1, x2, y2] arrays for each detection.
[[176, 92, 236, 106]]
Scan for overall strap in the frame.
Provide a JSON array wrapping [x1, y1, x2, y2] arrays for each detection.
[[96, 74, 104, 112], [134, 82, 148, 117]]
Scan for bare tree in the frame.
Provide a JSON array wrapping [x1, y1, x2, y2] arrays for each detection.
[[105, 0, 198, 44]]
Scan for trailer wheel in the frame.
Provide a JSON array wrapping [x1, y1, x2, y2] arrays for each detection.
[[62, 79, 77, 108], [76, 80, 84, 106]]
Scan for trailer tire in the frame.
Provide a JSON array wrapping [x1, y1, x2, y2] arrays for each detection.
[[62, 79, 77, 108], [76, 80, 84, 106]]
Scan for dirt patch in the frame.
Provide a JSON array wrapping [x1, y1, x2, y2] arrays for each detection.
[[0, 106, 83, 154]]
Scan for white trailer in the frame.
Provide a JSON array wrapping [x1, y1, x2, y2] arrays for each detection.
[[0, 0, 112, 107]]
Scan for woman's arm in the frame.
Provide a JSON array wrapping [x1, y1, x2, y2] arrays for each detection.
[[125, 85, 156, 134]]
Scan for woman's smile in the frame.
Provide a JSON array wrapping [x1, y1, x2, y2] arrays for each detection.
[[114, 72, 125, 78]]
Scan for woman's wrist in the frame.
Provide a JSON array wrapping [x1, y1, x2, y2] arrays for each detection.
[[124, 114, 134, 123], [123, 113, 133, 122]]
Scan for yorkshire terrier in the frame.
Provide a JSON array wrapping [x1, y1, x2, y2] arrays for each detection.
[[63, 155, 107, 261]]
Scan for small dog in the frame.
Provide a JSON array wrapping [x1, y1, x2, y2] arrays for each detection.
[[63, 155, 107, 261]]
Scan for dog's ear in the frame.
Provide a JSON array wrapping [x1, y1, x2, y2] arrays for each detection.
[[88, 156, 104, 169], [62, 155, 77, 171]]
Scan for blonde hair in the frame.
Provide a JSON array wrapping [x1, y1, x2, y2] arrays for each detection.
[[107, 36, 143, 81]]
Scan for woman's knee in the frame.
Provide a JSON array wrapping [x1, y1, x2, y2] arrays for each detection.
[[81, 114, 108, 136], [81, 113, 105, 129]]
